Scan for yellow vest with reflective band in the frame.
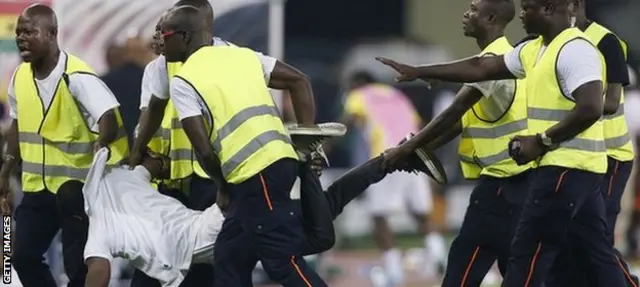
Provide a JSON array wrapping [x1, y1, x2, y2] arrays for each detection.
[[584, 22, 634, 162], [146, 105, 172, 156], [459, 111, 482, 179], [165, 62, 211, 180], [519, 28, 607, 173], [462, 36, 532, 178], [14, 53, 129, 193], [175, 46, 298, 184]]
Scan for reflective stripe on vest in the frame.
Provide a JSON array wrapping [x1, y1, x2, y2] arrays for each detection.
[[15, 52, 129, 192], [461, 36, 531, 178], [584, 22, 634, 161], [176, 47, 298, 184], [458, 111, 482, 179], [520, 29, 607, 173]]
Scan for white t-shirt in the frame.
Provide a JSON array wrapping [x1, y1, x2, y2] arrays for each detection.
[[139, 60, 154, 110], [7, 52, 119, 132], [83, 149, 223, 287], [139, 37, 277, 110], [465, 55, 516, 121], [503, 39, 603, 99]]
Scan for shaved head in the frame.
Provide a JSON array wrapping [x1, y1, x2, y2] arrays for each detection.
[[161, 5, 210, 62], [163, 5, 204, 33], [175, 0, 213, 32], [22, 4, 57, 34], [485, 0, 516, 25]]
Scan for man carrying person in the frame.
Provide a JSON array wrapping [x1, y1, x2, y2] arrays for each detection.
[[377, 0, 629, 285], [0, 4, 129, 286], [161, 5, 319, 286]]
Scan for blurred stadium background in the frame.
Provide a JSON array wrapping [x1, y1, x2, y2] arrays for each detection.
[[1, 0, 640, 286]]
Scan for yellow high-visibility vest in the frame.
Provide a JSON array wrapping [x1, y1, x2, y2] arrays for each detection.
[[520, 28, 607, 173], [15, 53, 129, 192], [459, 111, 482, 179], [584, 22, 634, 162], [175, 46, 298, 184], [462, 36, 531, 178]]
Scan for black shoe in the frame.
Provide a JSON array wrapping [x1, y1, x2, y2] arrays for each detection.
[[396, 133, 448, 185]]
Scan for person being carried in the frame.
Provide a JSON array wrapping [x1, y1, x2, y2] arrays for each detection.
[[83, 134, 439, 287]]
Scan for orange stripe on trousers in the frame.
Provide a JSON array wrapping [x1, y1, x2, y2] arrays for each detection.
[[524, 242, 542, 287], [259, 174, 273, 211], [290, 256, 312, 287], [460, 246, 481, 287], [616, 255, 639, 287]]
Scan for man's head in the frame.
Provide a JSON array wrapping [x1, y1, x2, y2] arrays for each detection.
[[160, 5, 208, 62], [175, 0, 214, 36], [141, 150, 170, 179], [348, 71, 376, 91], [519, 0, 572, 35], [462, 0, 515, 38], [151, 13, 167, 55], [15, 4, 58, 62]]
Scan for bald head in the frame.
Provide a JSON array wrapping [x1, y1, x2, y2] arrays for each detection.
[[175, 0, 214, 29], [22, 4, 57, 34], [163, 5, 204, 33]]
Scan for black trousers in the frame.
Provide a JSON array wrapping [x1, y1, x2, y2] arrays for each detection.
[[442, 171, 530, 287], [213, 158, 327, 287], [12, 180, 88, 287], [131, 174, 217, 287], [548, 158, 639, 287], [502, 166, 627, 287]]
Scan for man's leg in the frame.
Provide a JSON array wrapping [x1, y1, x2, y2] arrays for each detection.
[[503, 167, 625, 287], [12, 191, 60, 287], [602, 158, 637, 287], [56, 180, 89, 287], [214, 159, 326, 287], [366, 170, 405, 284], [442, 177, 511, 287]]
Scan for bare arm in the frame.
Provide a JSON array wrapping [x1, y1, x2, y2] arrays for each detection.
[[131, 96, 168, 153], [424, 122, 463, 150], [603, 83, 623, 115], [180, 116, 225, 190], [377, 55, 515, 83], [85, 257, 110, 287], [268, 61, 315, 125], [0, 119, 20, 178], [97, 109, 119, 146], [545, 81, 604, 143], [405, 86, 483, 150]]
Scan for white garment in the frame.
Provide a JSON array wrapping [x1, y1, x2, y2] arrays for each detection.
[[7, 52, 120, 132], [139, 60, 154, 110], [83, 149, 223, 287], [465, 55, 516, 121], [143, 37, 277, 112], [503, 39, 603, 99], [366, 171, 433, 215]]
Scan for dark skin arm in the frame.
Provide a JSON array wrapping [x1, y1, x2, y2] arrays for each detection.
[[85, 257, 110, 287], [376, 55, 515, 84], [603, 83, 622, 115], [511, 81, 604, 165], [130, 96, 169, 165], [95, 109, 120, 151], [267, 61, 315, 125], [383, 87, 480, 168], [406, 86, 483, 150], [545, 81, 604, 143], [180, 116, 226, 190], [0, 120, 20, 212]]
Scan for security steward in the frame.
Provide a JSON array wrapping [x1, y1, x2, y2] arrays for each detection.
[[0, 4, 128, 287], [548, 0, 639, 286], [375, 0, 629, 285], [384, 0, 533, 285], [161, 6, 324, 287]]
